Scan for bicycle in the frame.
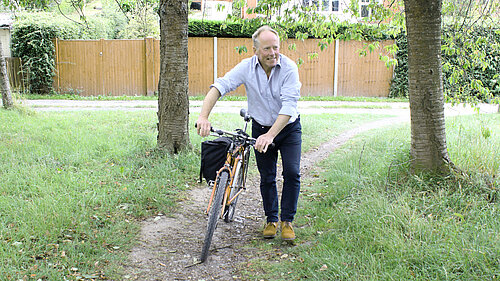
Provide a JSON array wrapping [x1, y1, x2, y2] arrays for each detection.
[[198, 109, 256, 263]]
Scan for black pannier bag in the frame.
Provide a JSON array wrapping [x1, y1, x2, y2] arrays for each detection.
[[200, 137, 232, 184]]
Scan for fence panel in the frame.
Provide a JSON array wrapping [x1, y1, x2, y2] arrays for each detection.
[[215, 38, 335, 96], [338, 40, 394, 97], [55, 39, 103, 95], [188, 37, 215, 95], [102, 40, 146, 96], [5, 57, 24, 91], [281, 39, 335, 96], [53, 37, 393, 97], [216, 38, 253, 96]]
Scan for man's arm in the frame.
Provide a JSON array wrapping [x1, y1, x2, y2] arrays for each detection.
[[196, 87, 221, 137], [254, 114, 291, 153]]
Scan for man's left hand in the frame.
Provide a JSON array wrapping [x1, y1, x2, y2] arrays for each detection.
[[255, 133, 274, 153]]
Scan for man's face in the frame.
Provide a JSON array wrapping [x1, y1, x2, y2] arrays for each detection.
[[254, 31, 280, 73]]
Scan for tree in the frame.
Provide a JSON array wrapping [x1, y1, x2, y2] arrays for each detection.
[[156, 0, 190, 153], [403, 0, 450, 173], [0, 35, 14, 109]]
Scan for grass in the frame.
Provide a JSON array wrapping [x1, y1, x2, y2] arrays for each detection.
[[0, 110, 198, 279], [0, 108, 385, 280], [241, 114, 499, 280]]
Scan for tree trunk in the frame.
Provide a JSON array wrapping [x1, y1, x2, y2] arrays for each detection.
[[157, 0, 190, 153], [0, 40, 14, 109], [404, 0, 451, 173]]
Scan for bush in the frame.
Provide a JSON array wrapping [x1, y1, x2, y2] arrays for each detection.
[[389, 25, 500, 104]]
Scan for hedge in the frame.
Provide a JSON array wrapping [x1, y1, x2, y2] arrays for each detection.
[[390, 25, 500, 103]]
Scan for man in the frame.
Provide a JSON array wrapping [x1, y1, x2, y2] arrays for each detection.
[[196, 25, 302, 241]]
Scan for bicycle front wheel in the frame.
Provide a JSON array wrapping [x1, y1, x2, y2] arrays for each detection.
[[200, 170, 229, 263], [224, 149, 250, 222]]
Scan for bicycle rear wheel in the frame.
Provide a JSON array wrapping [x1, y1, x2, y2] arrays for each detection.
[[224, 149, 250, 223], [200, 171, 229, 263], [224, 187, 241, 223]]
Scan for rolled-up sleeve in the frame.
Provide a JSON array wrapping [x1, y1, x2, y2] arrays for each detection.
[[279, 65, 301, 118], [211, 59, 249, 98]]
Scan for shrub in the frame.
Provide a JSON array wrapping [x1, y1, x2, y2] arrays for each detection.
[[389, 25, 500, 104]]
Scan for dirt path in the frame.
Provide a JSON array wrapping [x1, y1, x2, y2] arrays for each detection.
[[120, 116, 408, 280]]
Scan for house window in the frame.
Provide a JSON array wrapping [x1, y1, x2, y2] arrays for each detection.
[[322, 0, 329, 11], [331, 0, 339, 11], [303, 0, 336, 11], [360, 0, 370, 17]]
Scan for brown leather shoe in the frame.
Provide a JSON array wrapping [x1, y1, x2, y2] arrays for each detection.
[[263, 222, 278, 238], [281, 221, 296, 240]]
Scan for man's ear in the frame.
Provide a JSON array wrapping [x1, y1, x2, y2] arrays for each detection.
[[253, 46, 257, 54]]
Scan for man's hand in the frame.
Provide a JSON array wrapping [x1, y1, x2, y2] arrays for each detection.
[[196, 117, 212, 137], [255, 133, 274, 153]]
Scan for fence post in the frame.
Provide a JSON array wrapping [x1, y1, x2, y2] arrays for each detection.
[[54, 38, 60, 93], [213, 37, 218, 83], [145, 37, 156, 96], [99, 39, 105, 95], [333, 39, 339, 97]]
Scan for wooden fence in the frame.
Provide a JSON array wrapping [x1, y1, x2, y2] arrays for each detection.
[[53, 37, 394, 97], [5, 57, 25, 91]]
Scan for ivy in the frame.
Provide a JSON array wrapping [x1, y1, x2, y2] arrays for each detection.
[[390, 25, 500, 104]]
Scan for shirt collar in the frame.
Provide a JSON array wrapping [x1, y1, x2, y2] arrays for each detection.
[[253, 54, 282, 70]]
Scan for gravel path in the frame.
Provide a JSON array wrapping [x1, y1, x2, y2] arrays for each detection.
[[15, 99, 499, 116]]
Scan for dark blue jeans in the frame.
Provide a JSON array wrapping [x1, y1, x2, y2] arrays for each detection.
[[252, 117, 302, 223]]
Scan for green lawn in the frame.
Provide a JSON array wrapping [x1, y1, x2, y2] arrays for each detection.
[[241, 114, 499, 280], [0, 109, 386, 279]]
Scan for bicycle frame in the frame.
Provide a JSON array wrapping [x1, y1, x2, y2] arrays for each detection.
[[203, 110, 254, 219], [199, 109, 257, 263], [205, 137, 251, 218]]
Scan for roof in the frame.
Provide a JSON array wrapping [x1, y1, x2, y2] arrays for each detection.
[[0, 13, 13, 28]]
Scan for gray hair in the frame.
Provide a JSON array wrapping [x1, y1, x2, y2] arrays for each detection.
[[252, 25, 280, 48]]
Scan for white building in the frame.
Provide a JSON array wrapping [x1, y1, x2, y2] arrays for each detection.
[[0, 13, 13, 57], [188, 0, 384, 22], [189, 0, 233, 21]]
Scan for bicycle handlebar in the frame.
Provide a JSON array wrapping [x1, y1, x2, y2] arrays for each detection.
[[195, 108, 274, 148], [210, 127, 256, 143]]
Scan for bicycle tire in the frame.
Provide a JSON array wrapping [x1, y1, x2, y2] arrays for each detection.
[[224, 149, 250, 223], [200, 170, 229, 263], [224, 187, 240, 223]]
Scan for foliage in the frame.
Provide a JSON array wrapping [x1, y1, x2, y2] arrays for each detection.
[[188, 19, 394, 41], [442, 25, 500, 105], [188, 19, 258, 38], [118, 4, 160, 39], [389, 33, 408, 99], [390, 25, 500, 104]]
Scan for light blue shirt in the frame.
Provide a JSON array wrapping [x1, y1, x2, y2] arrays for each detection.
[[212, 54, 301, 127]]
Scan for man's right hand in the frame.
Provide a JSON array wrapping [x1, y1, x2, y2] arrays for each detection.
[[196, 117, 212, 137]]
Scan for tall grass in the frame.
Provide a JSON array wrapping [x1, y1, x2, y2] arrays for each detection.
[[0, 109, 384, 279], [243, 114, 499, 280], [0, 110, 197, 279]]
